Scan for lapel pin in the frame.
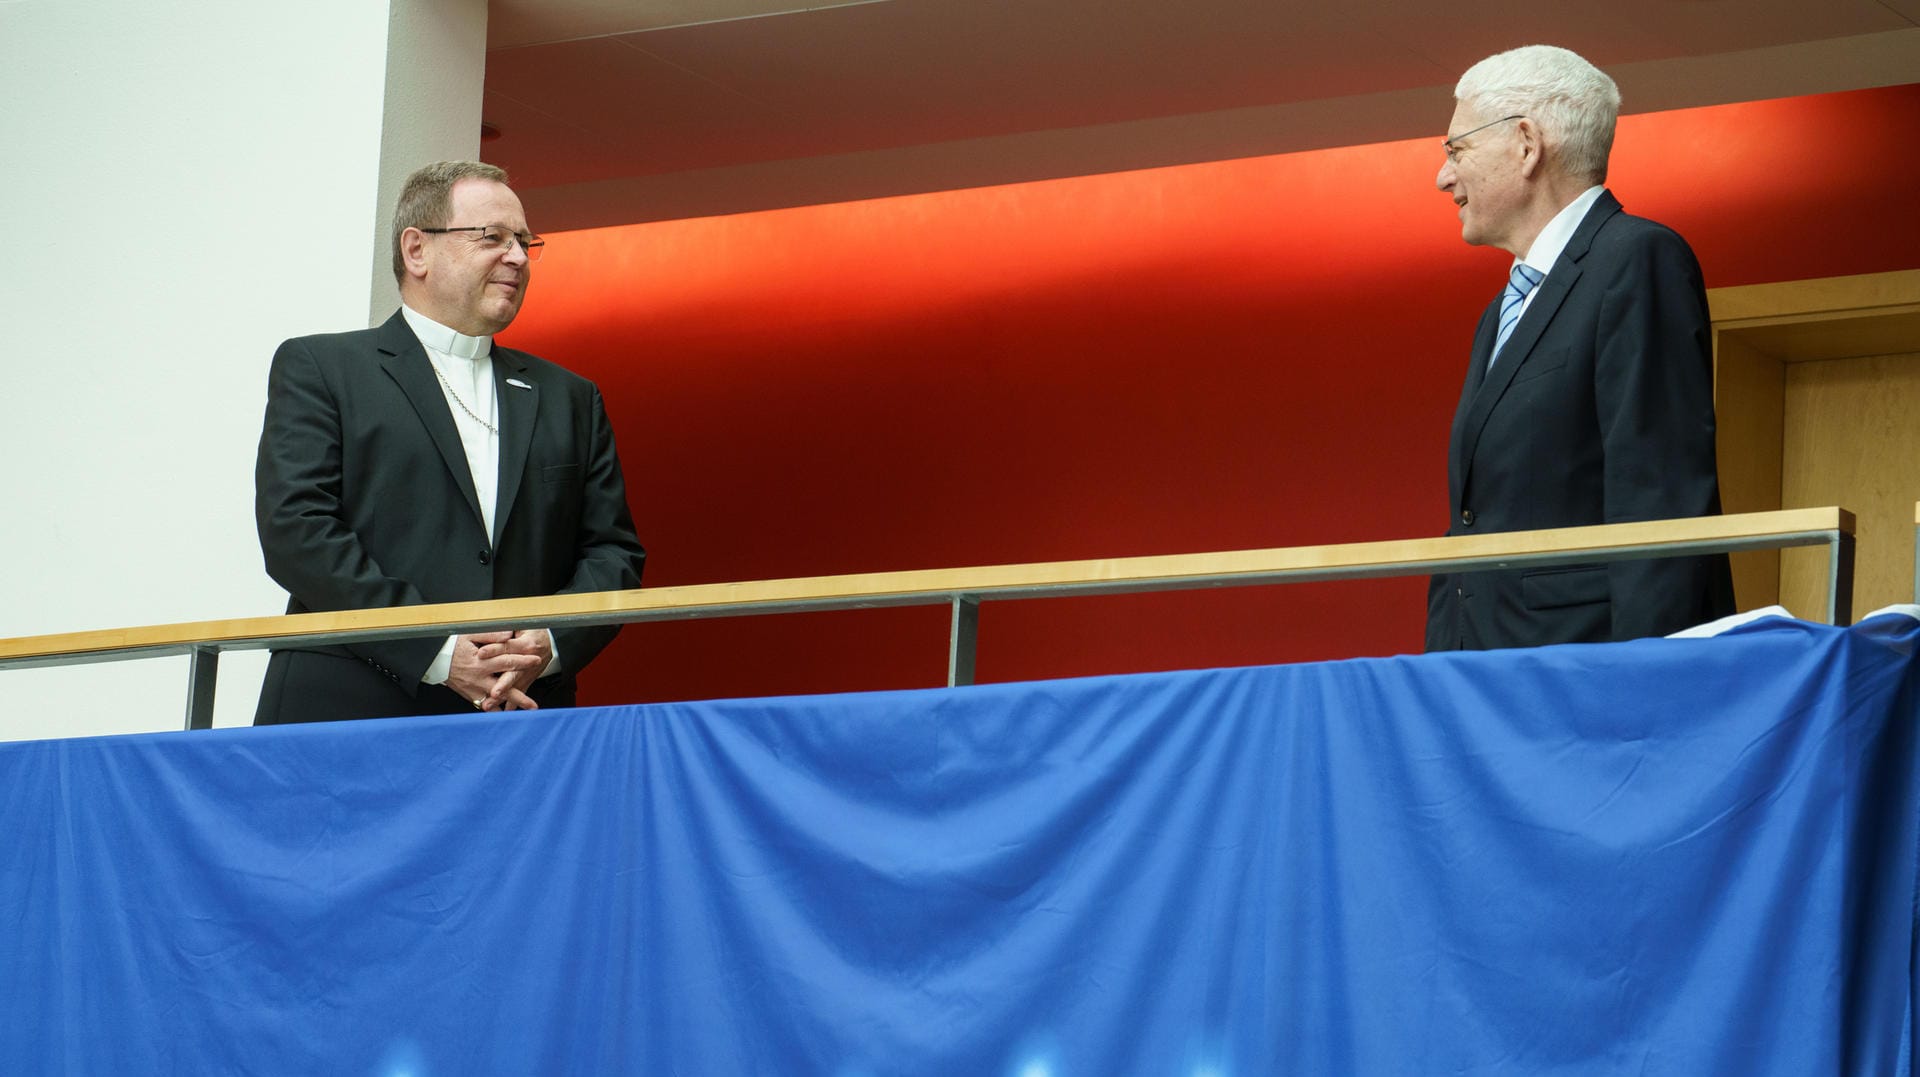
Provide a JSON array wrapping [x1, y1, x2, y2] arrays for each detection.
[[506, 378, 532, 390]]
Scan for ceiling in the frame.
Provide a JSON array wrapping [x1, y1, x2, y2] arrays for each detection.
[[481, 0, 1920, 231]]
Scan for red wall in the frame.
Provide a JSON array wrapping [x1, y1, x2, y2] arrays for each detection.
[[504, 84, 1920, 704]]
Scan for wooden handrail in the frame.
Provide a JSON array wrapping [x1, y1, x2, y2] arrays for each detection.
[[0, 506, 1854, 671]]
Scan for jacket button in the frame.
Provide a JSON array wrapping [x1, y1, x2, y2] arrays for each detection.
[[479, 550, 492, 565], [1460, 508, 1475, 526]]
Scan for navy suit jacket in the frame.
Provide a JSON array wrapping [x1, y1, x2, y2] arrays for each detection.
[[1425, 191, 1734, 651], [253, 311, 646, 722]]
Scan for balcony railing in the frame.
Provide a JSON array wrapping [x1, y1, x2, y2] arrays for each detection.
[[0, 507, 1860, 731]]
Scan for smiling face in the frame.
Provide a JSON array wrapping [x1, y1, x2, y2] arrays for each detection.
[[404, 177, 532, 335], [1435, 102, 1529, 256]]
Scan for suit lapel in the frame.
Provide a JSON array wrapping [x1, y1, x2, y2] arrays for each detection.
[[1450, 303, 1499, 508], [491, 349, 538, 546], [1453, 191, 1623, 500], [375, 313, 487, 531]]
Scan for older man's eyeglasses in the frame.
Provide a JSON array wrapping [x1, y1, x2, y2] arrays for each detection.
[[420, 225, 545, 262], [1442, 115, 1525, 163]]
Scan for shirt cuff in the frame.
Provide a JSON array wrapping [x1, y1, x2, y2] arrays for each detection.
[[422, 635, 458, 685]]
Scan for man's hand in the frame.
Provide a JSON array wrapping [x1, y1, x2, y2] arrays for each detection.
[[446, 631, 542, 712], [473, 630, 555, 711]]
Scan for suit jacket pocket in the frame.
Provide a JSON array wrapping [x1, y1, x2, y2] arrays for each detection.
[[1510, 349, 1567, 385], [542, 463, 582, 485], [1520, 565, 1608, 610]]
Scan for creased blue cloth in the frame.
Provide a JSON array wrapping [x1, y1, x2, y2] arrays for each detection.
[[4, 613, 1917, 1074]]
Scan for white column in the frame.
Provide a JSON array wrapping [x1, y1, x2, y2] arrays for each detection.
[[372, 0, 490, 322], [0, 0, 487, 740]]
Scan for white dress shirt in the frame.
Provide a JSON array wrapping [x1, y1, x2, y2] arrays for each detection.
[[1510, 185, 1607, 324], [399, 305, 559, 688]]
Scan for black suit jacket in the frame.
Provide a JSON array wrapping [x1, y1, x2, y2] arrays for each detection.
[[253, 311, 646, 722], [1425, 191, 1733, 651]]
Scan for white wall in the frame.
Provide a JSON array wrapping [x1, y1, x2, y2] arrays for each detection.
[[0, 0, 484, 740]]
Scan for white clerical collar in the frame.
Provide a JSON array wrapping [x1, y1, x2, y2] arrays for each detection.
[[1519, 185, 1607, 277], [401, 304, 491, 360]]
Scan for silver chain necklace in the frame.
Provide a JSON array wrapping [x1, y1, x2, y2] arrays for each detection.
[[431, 360, 499, 436]]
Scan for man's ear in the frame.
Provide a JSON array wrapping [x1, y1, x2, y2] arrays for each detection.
[[1515, 118, 1545, 179], [399, 228, 430, 281]]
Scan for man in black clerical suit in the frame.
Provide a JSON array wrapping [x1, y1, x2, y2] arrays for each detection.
[[254, 161, 646, 723], [1424, 45, 1734, 651]]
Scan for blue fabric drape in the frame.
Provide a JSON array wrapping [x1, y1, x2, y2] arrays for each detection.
[[4, 613, 1917, 1074]]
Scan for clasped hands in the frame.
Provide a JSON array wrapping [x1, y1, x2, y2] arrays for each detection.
[[446, 629, 553, 712]]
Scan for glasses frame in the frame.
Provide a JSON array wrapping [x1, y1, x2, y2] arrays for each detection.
[[419, 225, 545, 261], [1442, 115, 1525, 162]]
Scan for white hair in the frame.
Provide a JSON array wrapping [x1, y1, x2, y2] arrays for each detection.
[[1455, 45, 1620, 184]]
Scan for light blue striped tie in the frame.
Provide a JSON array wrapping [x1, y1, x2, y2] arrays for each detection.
[[1490, 261, 1545, 369]]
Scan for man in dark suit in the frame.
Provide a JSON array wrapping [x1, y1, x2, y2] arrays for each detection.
[[254, 161, 646, 723], [1424, 45, 1733, 651]]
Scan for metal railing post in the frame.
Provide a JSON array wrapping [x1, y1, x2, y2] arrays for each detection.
[[948, 596, 979, 687], [1827, 531, 1855, 626], [184, 647, 219, 730]]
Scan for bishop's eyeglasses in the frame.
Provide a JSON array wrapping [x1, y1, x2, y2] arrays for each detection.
[[419, 224, 545, 262]]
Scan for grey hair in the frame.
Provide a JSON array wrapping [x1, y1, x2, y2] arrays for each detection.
[[1455, 45, 1620, 184], [391, 160, 511, 283]]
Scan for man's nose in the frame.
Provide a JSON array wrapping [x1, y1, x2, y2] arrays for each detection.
[[1436, 159, 1456, 191]]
